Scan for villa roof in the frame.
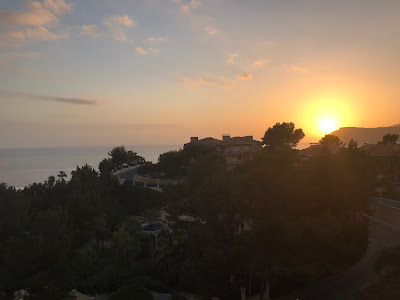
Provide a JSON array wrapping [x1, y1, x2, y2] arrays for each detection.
[[196, 137, 222, 146], [220, 136, 262, 146], [360, 144, 400, 157], [299, 144, 342, 156]]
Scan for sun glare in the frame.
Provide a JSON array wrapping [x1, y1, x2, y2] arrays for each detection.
[[319, 118, 338, 134]]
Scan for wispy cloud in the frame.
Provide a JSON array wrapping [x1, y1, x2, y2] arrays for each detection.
[[252, 59, 269, 68], [0, 1, 57, 27], [284, 64, 310, 73], [80, 25, 99, 37], [0, 0, 72, 46], [81, 14, 136, 42], [226, 53, 239, 65], [105, 14, 135, 27], [136, 47, 148, 55], [135, 47, 159, 55], [218, 82, 231, 88], [204, 26, 218, 35], [9, 26, 69, 41], [178, 76, 231, 89], [102, 14, 135, 42], [238, 73, 253, 80], [0, 90, 98, 106], [144, 36, 168, 44], [179, 0, 201, 13], [43, 0, 73, 15], [190, 0, 201, 8]]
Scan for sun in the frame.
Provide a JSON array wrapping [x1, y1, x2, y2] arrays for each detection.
[[319, 118, 338, 134]]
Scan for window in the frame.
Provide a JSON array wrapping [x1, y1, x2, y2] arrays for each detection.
[[233, 146, 240, 152], [244, 146, 249, 151]]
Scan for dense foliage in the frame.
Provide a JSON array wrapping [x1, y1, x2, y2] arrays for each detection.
[[0, 163, 165, 298], [164, 144, 373, 298], [0, 127, 379, 299]]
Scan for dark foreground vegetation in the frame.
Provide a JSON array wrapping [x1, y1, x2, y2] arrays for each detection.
[[0, 122, 383, 299]]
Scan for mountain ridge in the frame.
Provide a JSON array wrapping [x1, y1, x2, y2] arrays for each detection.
[[331, 125, 400, 144]]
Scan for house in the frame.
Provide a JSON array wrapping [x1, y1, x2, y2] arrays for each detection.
[[298, 143, 342, 164], [217, 135, 263, 170], [359, 143, 400, 197], [187, 134, 263, 170]]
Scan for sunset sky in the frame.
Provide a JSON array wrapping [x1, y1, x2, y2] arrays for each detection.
[[1, 0, 400, 148]]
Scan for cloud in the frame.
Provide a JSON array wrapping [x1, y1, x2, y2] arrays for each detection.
[[178, 76, 231, 89], [136, 47, 147, 55], [180, 5, 190, 13], [0, 1, 72, 47], [179, 0, 200, 13], [0, 90, 97, 105], [43, 0, 73, 15], [284, 64, 310, 73], [190, 0, 201, 8], [135, 47, 159, 55], [0, 1, 57, 27], [198, 77, 213, 84], [226, 53, 239, 65], [0, 0, 72, 26], [238, 73, 253, 80], [204, 26, 218, 35], [103, 14, 135, 42], [80, 25, 99, 37], [8, 26, 69, 41], [145, 36, 168, 44], [218, 83, 231, 88], [177, 77, 197, 87], [106, 14, 135, 27], [252, 59, 269, 68]]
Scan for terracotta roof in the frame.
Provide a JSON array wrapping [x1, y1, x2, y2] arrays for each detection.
[[220, 136, 262, 146], [299, 144, 342, 156], [196, 137, 222, 146], [360, 144, 400, 157]]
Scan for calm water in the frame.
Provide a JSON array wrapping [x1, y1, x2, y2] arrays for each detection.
[[0, 142, 311, 188], [0, 145, 181, 188]]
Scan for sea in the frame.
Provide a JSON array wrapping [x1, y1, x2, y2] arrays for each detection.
[[0, 145, 181, 188], [0, 142, 311, 188]]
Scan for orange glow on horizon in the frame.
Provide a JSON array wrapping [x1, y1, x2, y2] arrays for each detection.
[[300, 95, 355, 139]]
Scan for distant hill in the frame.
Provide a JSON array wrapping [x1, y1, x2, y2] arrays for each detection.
[[331, 125, 400, 145]]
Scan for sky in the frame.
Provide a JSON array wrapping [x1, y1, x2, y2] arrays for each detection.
[[1, 0, 400, 148]]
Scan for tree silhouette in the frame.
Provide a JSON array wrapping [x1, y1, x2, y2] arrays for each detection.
[[262, 122, 305, 149], [379, 134, 399, 145], [319, 134, 343, 146]]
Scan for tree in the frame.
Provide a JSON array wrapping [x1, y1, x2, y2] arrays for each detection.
[[348, 139, 359, 151], [262, 122, 305, 149], [319, 134, 343, 146], [379, 134, 399, 145], [108, 146, 145, 168], [57, 171, 67, 183]]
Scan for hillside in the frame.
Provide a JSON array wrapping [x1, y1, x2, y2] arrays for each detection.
[[331, 125, 400, 145]]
